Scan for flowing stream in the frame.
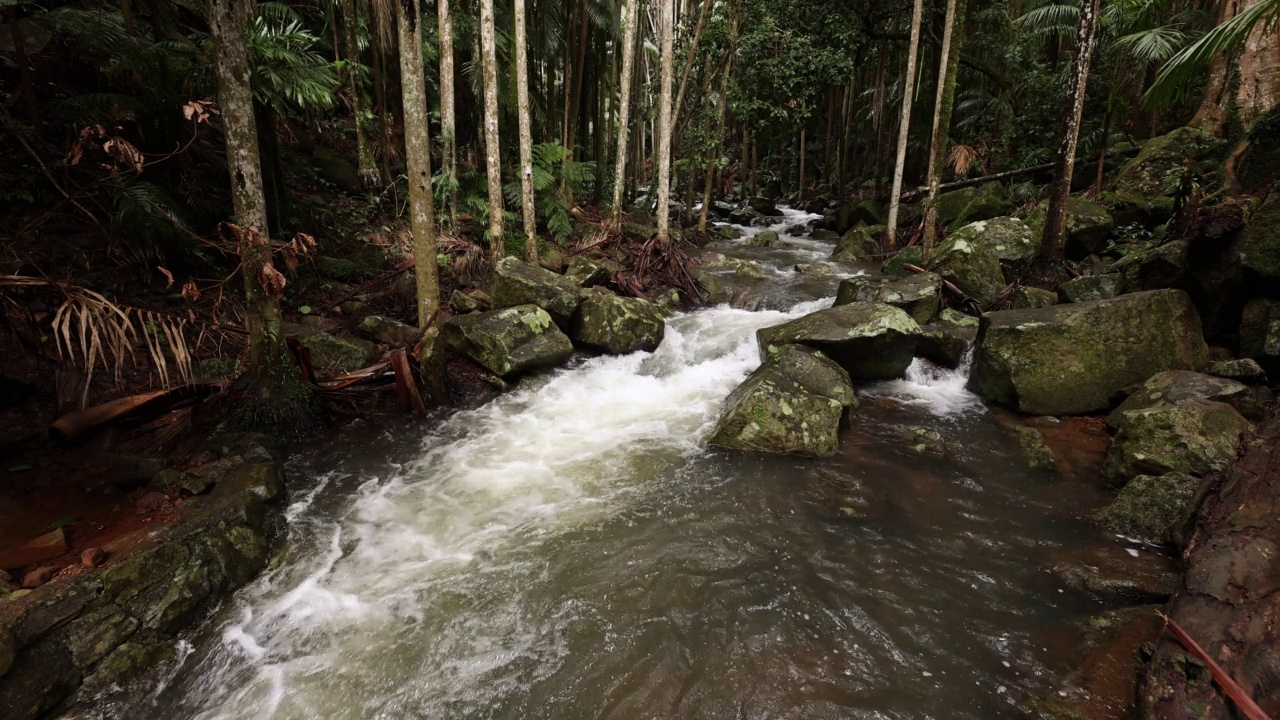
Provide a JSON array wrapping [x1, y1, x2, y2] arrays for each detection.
[[97, 208, 1118, 719]]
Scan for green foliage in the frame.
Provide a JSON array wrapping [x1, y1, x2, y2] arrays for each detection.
[[500, 143, 595, 244], [1145, 0, 1280, 108], [246, 7, 340, 114]]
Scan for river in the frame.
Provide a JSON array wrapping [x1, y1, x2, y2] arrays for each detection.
[[90, 208, 1124, 719]]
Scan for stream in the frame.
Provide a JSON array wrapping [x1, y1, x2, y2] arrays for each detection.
[[95, 208, 1123, 719]]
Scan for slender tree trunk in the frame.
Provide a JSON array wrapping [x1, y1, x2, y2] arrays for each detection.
[[1036, 0, 1102, 270], [514, 0, 538, 264], [921, 0, 967, 254], [671, 0, 712, 124], [1094, 96, 1113, 193], [342, 0, 379, 191], [655, 0, 675, 246], [798, 129, 806, 202], [609, 0, 639, 232], [886, 0, 925, 248], [479, 0, 505, 265], [872, 45, 887, 197], [562, 0, 591, 195], [437, 0, 458, 227], [698, 13, 737, 232]]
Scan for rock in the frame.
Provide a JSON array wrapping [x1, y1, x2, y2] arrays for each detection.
[[622, 222, 656, 242], [311, 148, 363, 195], [1206, 357, 1267, 384], [1107, 126, 1224, 222], [727, 207, 760, 226], [570, 295, 665, 355], [443, 304, 574, 379], [109, 455, 168, 490], [746, 230, 779, 247], [1105, 400, 1253, 484], [1105, 369, 1263, 428], [312, 255, 360, 281], [1011, 286, 1058, 309], [927, 229, 1006, 307], [717, 224, 742, 240], [538, 244, 567, 273], [698, 252, 765, 278], [0, 528, 68, 571], [491, 257, 584, 329], [937, 308, 979, 328], [831, 225, 882, 262], [297, 331, 381, 373], [565, 256, 611, 287], [358, 315, 420, 347], [945, 216, 1038, 263], [747, 196, 781, 216], [1096, 472, 1201, 544], [80, 548, 106, 570], [1025, 197, 1116, 258], [655, 289, 683, 314], [1241, 188, 1280, 285], [785, 224, 807, 237], [915, 329, 968, 369], [804, 198, 828, 214], [834, 198, 883, 233], [1007, 423, 1055, 470], [1059, 273, 1124, 303], [881, 245, 925, 277], [134, 491, 166, 515], [934, 182, 1013, 227], [1239, 297, 1280, 370], [833, 273, 941, 325], [0, 625, 13, 676], [792, 263, 833, 275], [708, 349, 853, 457], [968, 290, 1210, 415], [811, 228, 839, 240], [21, 566, 58, 589], [902, 426, 947, 455], [1112, 239, 1190, 293], [757, 302, 922, 381], [450, 289, 480, 314], [1047, 546, 1180, 605]]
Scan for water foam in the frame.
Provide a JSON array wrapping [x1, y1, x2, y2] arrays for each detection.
[[865, 348, 984, 416]]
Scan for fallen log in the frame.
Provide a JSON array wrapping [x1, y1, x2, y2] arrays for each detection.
[[49, 384, 216, 442]]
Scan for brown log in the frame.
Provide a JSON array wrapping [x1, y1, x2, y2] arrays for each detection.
[[389, 348, 426, 414], [49, 384, 215, 443], [897, 163, 1054, 202]]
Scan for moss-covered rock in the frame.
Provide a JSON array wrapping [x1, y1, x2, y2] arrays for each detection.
[[834, 273, 940, 325], [834, 198, 883, 234], [1240, 297, 1280, 370], [831, 225, 883, 262], [1096, 472, 1201, 544], [946, 216, 1038, 263], [934, 182, 1014, 227], [927, 230, 1006, 307], [762, 344, 858, 409], [716, 224, 743, 240], [1107, 127, 1225, 222], [1006, 422, 1055, 470], [357, 315, 420, 347], [698, 252, 766, 278], [1206, 357, 1268, 384], [746, 230, 780, 247], [1105, 369, 1263, 428], [881, 245, 925, 277], [443, 304, 574, 379], [1241, 189, 1280, 284], [937, 308, 979, 327], [1058, 273, 1124, 303], [1024, 197, 1115, 257], [968, 290, 1209, 415], [1111, 240, 1190, 293], [757, 302, 922, 381], [570, 294, 665, 355], [491, 257, 584, 329], [313, 255, 360, 281], [1011, 286, 1058, 309], [565, 255, 611, 287], [793, 263, 834, 275], [1105, 400, 1253, 484], [621, 222, 656, 242], [915, 328, 969, 369], [297, 331, 381, 373]]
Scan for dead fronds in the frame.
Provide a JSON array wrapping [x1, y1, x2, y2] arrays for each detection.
[[947, 144, 979, 177]]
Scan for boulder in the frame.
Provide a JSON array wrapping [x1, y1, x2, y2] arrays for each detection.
[[313, 255, 360, 281], [916, 328, 969, 369], [938, 308, 979, 328], [945, 216, 1038, 263], [727, 207, 761, 226], [1206, 357, 1267, 385], [968, 290, 1210, 415], [811, 228, 839, 240], [785, 224, 807, 237], [834, 273, 941, 325], [834, 198, 883, 234], [746, 230, 780, 248], [716, 224, 743, 240], [539, 244, 567, 273], [1058, 273, 1124, 303], [565, 255, 611, 287], [297, 331, 381, 372], [450, 289, 480, 314], [442, 304, 575, 379], [747, 196, 782, 216], [831, 225, 882, 262], [1096, 472, 1201, 545], [927, 230, 1006, 307], [1105, 369, 1263, 429], [1011, 286, 1058, 309], [934, 182, 1013, 227], [881, 245, 925, 277], [698, 252, 765, 278], [1112, 240, 1190, 293], [570, 294, 665, 355], [1239, 297, 1280, 370], [708, 346, 854, 457], [757, 302, 922, 381], [1241, 189, 1280, 285], [1107, 126, 1224, 222], [793, 263, 833, 275], [357, 315, 420, 347], [1025, 197, 1115, 258], [491, 256, 584, 329], [1105, 400, 1253, 484]]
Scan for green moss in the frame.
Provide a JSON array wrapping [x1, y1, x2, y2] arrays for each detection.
[[1096, 473, 1201, 544]]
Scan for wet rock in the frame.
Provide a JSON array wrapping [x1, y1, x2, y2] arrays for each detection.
[[358, 315, 420, 347], [22, 567, 57, 589], [1239, 297, 1280, 371], [1107, 126, 1223, 223], [1206, 357, 1267, 384], [443, 304, 574, 380], [1011, 286, 1058, 309], [0, 625, 12, 676], [1241, 188, 1280, 285], [881, 245, 925, 277], [902, 426, 947, 455], [655, 288, 683, 314], [1048, 546, 1180, 605], [565, 255, 611, 287], [757, 302, 922, 381], [698, 252, 766, 278], [716, 224, 742, 240], [79, 549, 105, 570], [934, 182, 1013, 227], [134, 491, 166, 515], [1112, 240, 1190, 293], [937, 308, 979, 328], [450, 289, 480, 314], [927, 228, 1006, 307], [811, 228, 839, 240], [833, 198, 883, 234], [0, 528, 67, 571], [792, 263, 833, 275], [727, 207, 760, 226], [570, 295, 665, 355], [538, 244, 566, 273], [785, 224, 807, 237], [492, 257, 584, 329], [764, 344, 858, 410], [915, 329, 969, 369], [1096, 472, 1201, 545], [297, 331, 381, 373], [1105, 400, 1253, 485], [1059, 274, 1124, 303], [1105, 370, 1263, 429], [62, 606, 139, 670], [746, 230, 779, 247], [747, 196, 781, 216], [1007, 423, 1056, 470], [834, 273, 941, 325], [831, 224, 883, 262], [968, 290, 1209, 415], [1025, 197, 1116, 258], [946, 216, 1038, 263]]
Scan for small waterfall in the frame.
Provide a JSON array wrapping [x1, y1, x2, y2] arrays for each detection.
[[865, 346, 983, 417]]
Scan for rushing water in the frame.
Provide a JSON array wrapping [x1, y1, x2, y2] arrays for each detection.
[[91, 208, 1120, 719]]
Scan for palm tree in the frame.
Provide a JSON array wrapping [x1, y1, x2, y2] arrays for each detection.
[[921, 0, 967, 254], [608, 0, 639, 234], [885, 0, 924, 248], [655, 0, 675, 246], [479, 0, 505, 267], [514, 0, 537, 264]]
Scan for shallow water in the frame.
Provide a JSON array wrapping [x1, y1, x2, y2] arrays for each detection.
[[92, 208, 1125, 719]]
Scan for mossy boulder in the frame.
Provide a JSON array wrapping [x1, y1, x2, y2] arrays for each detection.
[[934, 182, 1013, 227], [1241, 189, 1280, 285], [1025, 197, 1115, 258], [927, 230, 1006, 307], [1011, 287, 1058, 309], [834, 273, 941, 325], [621, 222, 656, 242], [946, 216, 1038, 263], [747, 196, 782, 216], [539, 244, 567, 273], [834, 198, 883, 234], [968, 290, 1209, 415], [297, 331, 380, 373], [698, 252, 766, 278], [716, 224, 743, 240], [565, 255, 611, 287], [491, 256, 584, 329], [708, 347, 854, 457], [570, 294, 665, 355], [1111, 240, 1190, 293], [1206, 357, 1268, 385], [357, 315, 420, 347], [1108, 127, 1225, 222], [311, 148, 363, 195], [1105, 369, 1263, 429], [793, 263, 834, 275], [831, 224, 883, 262], [313, 255, 360, 282], [757, 302, 922, 381], [746, 230, 780, 247], [1240, 297, 1280, 371], [881, 245, 925, 277], [442, 304, 574, 379], [938, 308, 979, 328], [1096, 472, 1201, 544], [1104, 400, 1253, 484], [1059, 274, 1124, 303]]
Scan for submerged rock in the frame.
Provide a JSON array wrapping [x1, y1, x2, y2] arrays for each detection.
[[831, 224, 884, 262], [1007, 422, 1056, 470], [1104, 369, 1263, 428], [833, 273, 941, 325], [927, 230, 1006, 308], [1104, 400, 1253, 485], [1058, 273, 1124, 303], [757, 302, 922, 381], [443, 304, 574, 379], [1096, 472, 1201, 545], [968, 290, 1209, 415], [570, 295, 665, 355], [491, 257, 584, 329]]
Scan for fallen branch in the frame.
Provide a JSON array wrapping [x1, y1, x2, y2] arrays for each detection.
[[50, 384, 216, 442], [1161, 615, 1272, 720]]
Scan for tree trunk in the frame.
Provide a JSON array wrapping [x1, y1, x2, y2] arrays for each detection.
[[608, 0, 639, 232], [671, 0, 712, 125], [1236, 1, 1280, 130], [437, 0, 458, 226], [698, 13, 737, 233], [1189, 0, 1240, 136], [479, 0, 506, 266], [885, 0, 925, 248], [921, 0, 967, 254], [514, 0, 538, 264], [798, 128, 806, 202], [1035, 0, 1102, 270], [562, 0, 591, 195], [872, 45, 887, 197], [655, 0, 675, 246], [341, 0, 379, 191]]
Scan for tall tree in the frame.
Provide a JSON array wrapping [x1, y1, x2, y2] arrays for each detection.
[[1034, 0, 1103, 274], [608, 0, 639, 233], [885, 0, 924, 248], [513, 0, 538, 264], [479, 0, 505, 266], [437, 0, 458, 227], [921, 0, 967, 254], [655, 0, 675, 246], [340, 0, 378, 191]]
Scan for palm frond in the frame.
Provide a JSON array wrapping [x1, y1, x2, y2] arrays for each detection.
[[1144, 0, 1280, 108]]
